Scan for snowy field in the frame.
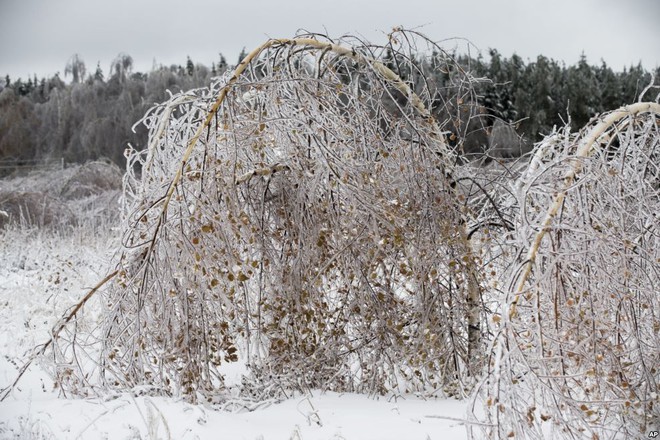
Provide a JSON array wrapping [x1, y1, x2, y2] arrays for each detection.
[[0, 169, 469, 439]]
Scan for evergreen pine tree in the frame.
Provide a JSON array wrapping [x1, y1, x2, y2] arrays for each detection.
[[515, 55, 554, 139], [38, 78, 47, 101], [484, 49, 517, 122], [566, 53, 601, 128], [94, 62, 104, 82], [620, 62, 650, 103], [237, 48, 247, 65], [596, 61, 621, 111], [218, 53, 228, 72], [383, 48, 395, 71], [186, 56, 195, 76]]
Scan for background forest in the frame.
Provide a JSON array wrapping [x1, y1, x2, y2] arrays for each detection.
[[1, 50, 657, 172]]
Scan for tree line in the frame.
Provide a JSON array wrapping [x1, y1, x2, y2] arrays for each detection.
[[0, 52, 231, 170], [0, 50, 656, 170], [468, 50, 657, 142]]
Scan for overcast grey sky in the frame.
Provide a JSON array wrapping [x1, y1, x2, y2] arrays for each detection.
[[1, 0, 658, 81]]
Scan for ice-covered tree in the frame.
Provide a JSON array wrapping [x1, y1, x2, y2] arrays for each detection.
[[467, 101, 660, 440], [45, 30, 486, 404], [110, 53, 134, 84], [64, 53, 86, 84]]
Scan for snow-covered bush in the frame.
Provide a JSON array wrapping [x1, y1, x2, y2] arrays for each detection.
[[59, 160, 122, 200], [0, 191, 72, 229]]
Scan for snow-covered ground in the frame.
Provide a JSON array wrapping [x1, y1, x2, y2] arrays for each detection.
[[1, 389, 468, 439], [0, 189, 469, 440]]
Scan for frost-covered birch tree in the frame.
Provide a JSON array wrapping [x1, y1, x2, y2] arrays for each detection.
[[467, 101, 660, 440], [47, 30, 487, 403]]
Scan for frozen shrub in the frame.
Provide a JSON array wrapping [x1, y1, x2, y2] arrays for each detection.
[[0, 190, 73, 229], [487, 119, 531, 159], [60, 160, 123, 200]]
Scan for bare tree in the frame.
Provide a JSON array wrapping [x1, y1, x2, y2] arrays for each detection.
[[64, 54, 86, 84], [110, 53, 133, 84]]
